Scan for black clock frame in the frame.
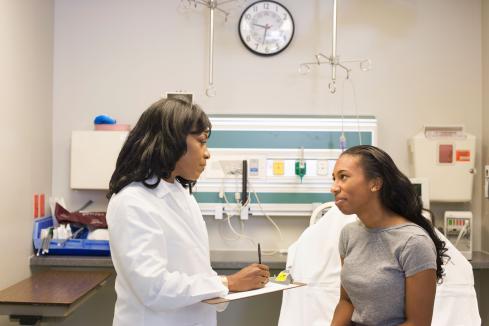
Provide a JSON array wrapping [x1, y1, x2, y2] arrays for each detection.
[[238, 0, 295, 57]]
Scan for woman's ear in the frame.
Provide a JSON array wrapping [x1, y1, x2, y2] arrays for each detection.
[[370, 178, 383, 192]]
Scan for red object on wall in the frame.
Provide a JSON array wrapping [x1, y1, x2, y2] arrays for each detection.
[[438, 144, 453, 163], [39, 193, 45, 217], [34, 194, 39, 218]]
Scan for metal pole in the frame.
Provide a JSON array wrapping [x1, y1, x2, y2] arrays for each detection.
[[208, 0, 215, 89], [332, 0, 337, 58], [331, 0, 338, 85]]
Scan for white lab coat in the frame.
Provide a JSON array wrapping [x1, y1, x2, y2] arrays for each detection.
[[278, 205, 357, 326], [107, 179, 228, 326]]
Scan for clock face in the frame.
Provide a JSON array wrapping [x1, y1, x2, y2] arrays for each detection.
[[238, 1, 294, 56]]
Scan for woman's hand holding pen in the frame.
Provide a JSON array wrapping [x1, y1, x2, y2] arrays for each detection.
[[226, 263, 270, 291]]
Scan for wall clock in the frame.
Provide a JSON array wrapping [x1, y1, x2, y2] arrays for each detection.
[[238, 1, 294, 56]]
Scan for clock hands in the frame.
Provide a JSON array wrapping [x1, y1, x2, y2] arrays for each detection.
[[253, 23, 268, 29], [253, 23, 272, 44]]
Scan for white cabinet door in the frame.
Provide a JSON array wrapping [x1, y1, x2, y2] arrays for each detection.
[[71, 131, 128, 189]]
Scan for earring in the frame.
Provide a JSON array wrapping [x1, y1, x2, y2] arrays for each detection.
[[371, 187, 377, 192]]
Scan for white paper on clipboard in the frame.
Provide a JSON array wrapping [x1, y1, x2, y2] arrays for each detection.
[[202, 282, 305, 304]]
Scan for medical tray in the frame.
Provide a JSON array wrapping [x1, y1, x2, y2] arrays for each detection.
[[33, 216, 110, 256]]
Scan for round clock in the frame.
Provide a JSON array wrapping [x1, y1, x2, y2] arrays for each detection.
[[238, 1, 294, 56]]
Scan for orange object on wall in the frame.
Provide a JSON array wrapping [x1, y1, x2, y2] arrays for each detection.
[[456, 150, 471, 162], [39, 193, 45, 216], [33, 193, 39, 218]]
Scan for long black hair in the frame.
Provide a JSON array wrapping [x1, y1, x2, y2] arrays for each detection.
[[342, 145, 448, 281], [107, 96, 211, 198]]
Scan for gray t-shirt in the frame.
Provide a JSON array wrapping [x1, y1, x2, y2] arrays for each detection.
[[339, 221, 437, 326]]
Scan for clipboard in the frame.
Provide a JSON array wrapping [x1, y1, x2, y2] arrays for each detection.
[[202, 281, 306, 305]]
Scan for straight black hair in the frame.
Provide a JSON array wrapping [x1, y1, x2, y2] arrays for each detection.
[[107, 96, 211, 198]]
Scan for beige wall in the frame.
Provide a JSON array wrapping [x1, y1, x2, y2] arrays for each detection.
[[52, 0, 483, 250], [49, 2, 484, 324], [0, 0, 54, 325], [482, 0, 489, 252], [0, 0, 483, 325]]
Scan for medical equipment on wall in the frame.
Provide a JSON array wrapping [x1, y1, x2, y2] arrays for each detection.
[[197, 115, 372, 255], [298, 0, 371, 94], [194, 115, 377, 218], [444, 211, 473, 260], [409, 126, 476, 202], [294, 147, 307, 182], [179, 0, 247, 97], [216, 174, 284, 255], [241, 160, 248, 205]]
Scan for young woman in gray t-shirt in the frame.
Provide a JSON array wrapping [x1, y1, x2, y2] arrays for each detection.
[[330, 145, 448, 326]]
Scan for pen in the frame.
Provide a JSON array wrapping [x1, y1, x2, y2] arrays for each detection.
[[258, 243, 261, 264]]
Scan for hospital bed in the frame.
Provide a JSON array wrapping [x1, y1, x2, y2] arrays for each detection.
[[278, 203, 481, 326]]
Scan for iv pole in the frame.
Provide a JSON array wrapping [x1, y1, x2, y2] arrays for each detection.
[[299, 0, 371, 94], [181, 0, 243, 97], [207, 0, 216, 97]]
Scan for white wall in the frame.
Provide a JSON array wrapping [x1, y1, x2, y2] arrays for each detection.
[[53, 0, 483, 251], [0, 0, 475, 325], [0, 0, 53, 324], [0, 1, 484, 325]]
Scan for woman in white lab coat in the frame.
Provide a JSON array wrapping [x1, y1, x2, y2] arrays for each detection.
[[106, 96, 270, 326]]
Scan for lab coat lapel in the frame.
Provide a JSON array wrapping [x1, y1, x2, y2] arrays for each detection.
[[157, 181, 209, 256]]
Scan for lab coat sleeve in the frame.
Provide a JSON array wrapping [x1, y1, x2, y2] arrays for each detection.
[[108, 198, 228, 312]]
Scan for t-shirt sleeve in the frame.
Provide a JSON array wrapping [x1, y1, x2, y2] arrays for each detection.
[[399, 234, 437, 277], [338, 225, 348, 258]]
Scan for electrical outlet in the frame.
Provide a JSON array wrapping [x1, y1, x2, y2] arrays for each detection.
[[240, 205, 249, 220], [249, 159, 259, 176], [214, 205, 223, 220], [317, 160, 329, 176]]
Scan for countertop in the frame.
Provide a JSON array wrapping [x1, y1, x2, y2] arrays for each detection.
[[0, 270, 113, 321], [30, 250, 288, 270], [30, 250, 489, 270]]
